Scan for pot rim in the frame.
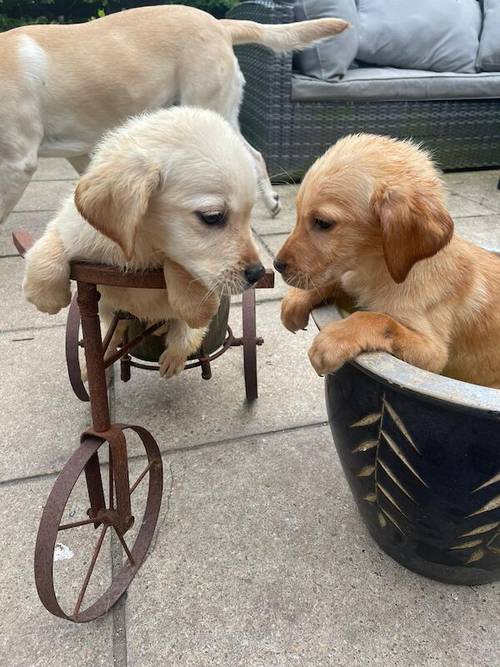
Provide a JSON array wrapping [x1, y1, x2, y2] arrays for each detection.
[[312, 304, 500, 417]]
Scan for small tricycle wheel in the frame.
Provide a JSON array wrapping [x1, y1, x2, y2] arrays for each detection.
[[34, 424, 163, 622], [242, 288, 258, 401]]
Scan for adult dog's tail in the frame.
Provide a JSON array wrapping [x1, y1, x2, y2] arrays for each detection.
[[220, 17, 349, 52]]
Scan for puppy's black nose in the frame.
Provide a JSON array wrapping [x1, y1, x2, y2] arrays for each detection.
[[273, 258, 287, 274], [245, 263, 266, 285]]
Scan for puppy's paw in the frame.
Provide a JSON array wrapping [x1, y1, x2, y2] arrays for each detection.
[[280, 290, 311, 333], [158, 348, 187, 379], [308, 322, 360, 376], [23, 278, 71, 315]]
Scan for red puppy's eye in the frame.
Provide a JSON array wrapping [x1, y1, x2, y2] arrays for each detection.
[[314, 218, 335, 230]]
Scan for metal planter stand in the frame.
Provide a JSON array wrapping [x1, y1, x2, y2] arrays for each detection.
[[13, 230, 273, 622]]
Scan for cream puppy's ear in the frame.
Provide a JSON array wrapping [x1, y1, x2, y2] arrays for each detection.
[[74, 154, 161, 260], [163, 259, 220, 329], [371, 183, 454, 283]]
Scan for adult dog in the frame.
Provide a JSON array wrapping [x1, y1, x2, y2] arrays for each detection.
[[23, 106, 265, 378], [275, 134, 500, 389], [0, 5, 348, 223]]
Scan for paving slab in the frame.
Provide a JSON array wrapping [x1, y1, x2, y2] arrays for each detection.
[[0, 209, 55, 256], [33, 158, 78, 181], [0, 327, 90, 481], [114, 299, 326, 454], [0, 477, 113, 667], [126, 425, 499, 666], [14, 180, 76, 213], [251, 185, 298, 236], [0, 256, 68, 331], [445, 170, 500, 213]]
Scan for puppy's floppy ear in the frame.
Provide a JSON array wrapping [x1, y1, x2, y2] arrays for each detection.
[[371, 182, 453, 283], [74, 153, 161, 260]]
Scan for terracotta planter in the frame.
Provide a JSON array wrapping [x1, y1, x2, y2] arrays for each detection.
[[313, 304, 500, 585], [125, 296, 231, 362]]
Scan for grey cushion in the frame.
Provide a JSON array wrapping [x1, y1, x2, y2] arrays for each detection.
[[291, 67, 500, 102], [357, 0, 482, 73], [478, 0, 500, 71], [294, 0, 359, 80]]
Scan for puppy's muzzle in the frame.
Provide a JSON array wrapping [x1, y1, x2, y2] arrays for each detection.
[[245, 262, 265, 285]]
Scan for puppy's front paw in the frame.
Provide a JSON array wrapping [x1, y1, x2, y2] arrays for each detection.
[[158, 348, 187, 379], [280, 291, 311, 333], [308, 322, 360, 376], [23, 278, 71, 315]]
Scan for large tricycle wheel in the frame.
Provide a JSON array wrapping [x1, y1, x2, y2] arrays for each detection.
[[35, 424, 163, 622]]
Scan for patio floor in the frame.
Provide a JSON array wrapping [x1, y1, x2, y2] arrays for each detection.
[[0, 161, 499, 666]]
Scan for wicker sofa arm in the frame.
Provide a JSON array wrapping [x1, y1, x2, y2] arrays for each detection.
[[227, 0, 297, 180]]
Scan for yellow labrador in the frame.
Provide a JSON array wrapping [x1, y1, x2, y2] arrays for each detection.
[[0, 5, 348, 223], [23, 107, 265, 378]]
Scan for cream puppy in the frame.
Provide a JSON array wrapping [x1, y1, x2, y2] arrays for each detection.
[[23, 107, 265, 378], [0, 5, 349, 223]]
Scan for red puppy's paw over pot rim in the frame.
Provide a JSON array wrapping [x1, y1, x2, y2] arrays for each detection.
[[313, 304, 500, 585]]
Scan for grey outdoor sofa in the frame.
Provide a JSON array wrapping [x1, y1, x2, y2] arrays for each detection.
[[228, 0, 500, 181]]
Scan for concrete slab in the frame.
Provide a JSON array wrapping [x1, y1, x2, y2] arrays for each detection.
[[0, 256, 68, 331], [114, 299, 326, 455], [14, 180, 76, 213], [445, 170, 500, 213], [454, 215, 500, 250], [33, 158, 78, 181], [0, 327, 90, 481], [0, 210, 54, 257], [251, 185, 298, 236], [0, 478, 113, 667], [126, 425, 499, 666]]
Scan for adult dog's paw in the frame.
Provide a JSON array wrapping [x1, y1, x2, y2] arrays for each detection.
[[308, 322, 360, 376], [158, 348, 187, 379], [280, 290, 311, 333]]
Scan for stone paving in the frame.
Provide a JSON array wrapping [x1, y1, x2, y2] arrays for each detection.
[[0, 160, 499, 666]]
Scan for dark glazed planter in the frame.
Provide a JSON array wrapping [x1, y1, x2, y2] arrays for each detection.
[[313, 304, 500, 585]]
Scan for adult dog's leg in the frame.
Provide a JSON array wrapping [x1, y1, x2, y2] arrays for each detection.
[[158, 319, 206, 379], [180, 59, 280, 217], [23, 227, 72, 314], [0, 102, 42, 223], [67, 155, 91, 176], [308, 311, 449, 376]]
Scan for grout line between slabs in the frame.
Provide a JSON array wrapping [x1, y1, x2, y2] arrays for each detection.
[[108, 375, 129, 667], [0, 419, 328, 489], [0, 323, 67, 335]]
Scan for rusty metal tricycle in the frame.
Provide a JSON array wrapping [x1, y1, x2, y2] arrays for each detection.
[[13, 230, 273, 623]]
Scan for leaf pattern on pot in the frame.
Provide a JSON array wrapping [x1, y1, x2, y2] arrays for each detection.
[[450, 470, 500, 565], [350, 394, 427, 537]]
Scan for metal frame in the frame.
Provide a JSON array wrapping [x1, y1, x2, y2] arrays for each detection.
[[13, 230, 274, 622]]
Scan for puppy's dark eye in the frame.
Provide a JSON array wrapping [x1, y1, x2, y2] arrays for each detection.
[[196, 211, 226, 226], [314, 218, 335, 231]]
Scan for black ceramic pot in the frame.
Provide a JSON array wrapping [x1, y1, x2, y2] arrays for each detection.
[[124, 296, 231, 362], [313, 304, 500, 585]]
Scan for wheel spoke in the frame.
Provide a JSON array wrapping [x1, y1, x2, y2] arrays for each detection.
[[129, 460, 155, 496], [113, 527, 135, 566], [58, 517, 99, 531], [109, 450, 114, 510], [73, 524, 108, 618]]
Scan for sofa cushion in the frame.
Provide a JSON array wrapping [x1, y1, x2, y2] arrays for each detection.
[[357, 0, 482, 73], [294, 0, 359, 80], [291, 67, 500, 102], [478, 0, 500, 71]]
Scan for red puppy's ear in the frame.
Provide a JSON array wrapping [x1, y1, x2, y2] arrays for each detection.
[[371, 183, 453, 283]]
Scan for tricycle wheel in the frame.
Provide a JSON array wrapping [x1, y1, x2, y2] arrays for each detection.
[[66, 294, 114, 401], [34, 425, 163, 622], [242, 288, 258, 401]]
